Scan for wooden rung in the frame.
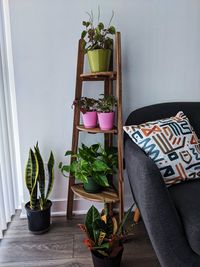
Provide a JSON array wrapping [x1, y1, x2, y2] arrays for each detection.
[[71, 184, 119, 203], [76, 125, 117, 134], [80, 71, 117, 80]]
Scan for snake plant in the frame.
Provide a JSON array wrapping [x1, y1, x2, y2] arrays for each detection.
[[25, 143, 55, 210]]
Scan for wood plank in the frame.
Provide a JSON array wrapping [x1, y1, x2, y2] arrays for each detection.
[[0, 235, 73, 263], [71, 184, 119, 203], [67, 39, 84, 219], [0, 211, 160, 267], [80, 71, 117, 80], [77, 125, 117, 134], [0, 258, 93, 267], [115, 32, 124, 222]]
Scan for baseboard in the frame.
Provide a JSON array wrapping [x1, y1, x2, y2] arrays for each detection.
[[20, 194, 134, 219]]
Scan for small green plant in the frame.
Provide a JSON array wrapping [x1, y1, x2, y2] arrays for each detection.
[[59, 143, 117, 187], [25, 143, 55, 210], [97, 94, 117, 112], [81, 7, 116, 54], [72, 97, 97, 114], [79, 204, 134, 257]]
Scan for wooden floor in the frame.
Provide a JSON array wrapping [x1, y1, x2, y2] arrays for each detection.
[[0, 211, 160, 267]]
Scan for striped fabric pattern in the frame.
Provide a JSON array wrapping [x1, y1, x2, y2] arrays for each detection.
[[124, 112, 200, 185]]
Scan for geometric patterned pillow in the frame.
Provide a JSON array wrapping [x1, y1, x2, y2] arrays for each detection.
[[123, 111, 200, 185]]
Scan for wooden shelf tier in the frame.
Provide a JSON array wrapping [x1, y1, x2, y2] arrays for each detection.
[[80, 71, 117, 81], [77, 125, 117, 134], [71, 184, 119, 203]]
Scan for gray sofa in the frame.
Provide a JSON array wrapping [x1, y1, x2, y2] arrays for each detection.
[[124, 102, 200, 267]]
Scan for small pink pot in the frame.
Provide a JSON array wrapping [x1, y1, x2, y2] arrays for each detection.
[[82, 111, 97, 128], [97, 112, 115, 130]]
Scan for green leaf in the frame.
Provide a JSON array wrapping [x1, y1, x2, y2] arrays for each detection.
[[65, 150, 73, 156], [108, 26, 116, 34], [75, 172, 88, 183], [93, 174, 109, 187], [92, 160, 109, 172], [93, 219, 106, 231], [82, 21, 87, 26], [81, 30, 87, 39], [85, 206, 100, 241], [46, 151, 55, 201], [91, 144, 100, 153], [93, 242, 110, 250], [25, 149, 39, 209], [117, 203, 134, 235], [70, 161, 78, 173], [98, 22, 104, 30], [34, 146, 45, 206], [61, 165, 71, 174], [58, 162, 62, 169], [106, 215, 114, 237]]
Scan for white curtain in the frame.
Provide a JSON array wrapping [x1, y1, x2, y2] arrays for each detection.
[[0, 0, 21, 238]]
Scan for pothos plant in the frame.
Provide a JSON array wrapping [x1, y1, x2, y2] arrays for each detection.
[[59, 143, 118, 187], [81, 8, 116, 53], [97, 94, 117, 113], [79, 204, 134, 257], [25, 143, 55, 210], [72, 97, 97, 114]]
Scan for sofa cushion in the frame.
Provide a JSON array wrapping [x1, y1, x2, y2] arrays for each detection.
[[169, 180, 200, 256], [123, 111, 200, 185]]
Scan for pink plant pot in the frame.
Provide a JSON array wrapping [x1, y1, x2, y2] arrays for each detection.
[[82, 111, 97, 128], [97, 112, 115, 130]]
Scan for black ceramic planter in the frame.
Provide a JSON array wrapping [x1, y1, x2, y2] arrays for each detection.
[[91, 247, 124, 267], [25, 200, 52, 234], [83, 177, 103, 193]]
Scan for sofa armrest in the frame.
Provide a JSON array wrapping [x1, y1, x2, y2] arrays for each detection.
[[125, 137, 200, 267]]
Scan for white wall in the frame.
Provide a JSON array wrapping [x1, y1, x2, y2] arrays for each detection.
[[8, 0, 200, 215]]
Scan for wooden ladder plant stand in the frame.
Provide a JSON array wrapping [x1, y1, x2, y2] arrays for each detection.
[[67, 32, 124, 221]]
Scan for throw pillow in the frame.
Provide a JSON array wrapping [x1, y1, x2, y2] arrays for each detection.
[[124, 111, 200, 185]]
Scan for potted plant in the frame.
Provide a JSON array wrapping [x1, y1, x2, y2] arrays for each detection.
[[73, 97, 98, 128], [24, 143, 55, 234], [78, 204, 133, 267], [81, 9, 116, 72], [97, 94, 117, 130], [59, 143, 117, 193]]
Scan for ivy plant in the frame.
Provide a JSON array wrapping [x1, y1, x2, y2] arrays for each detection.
[[59, 143, 117, 187], [81, 8, 116, 53]]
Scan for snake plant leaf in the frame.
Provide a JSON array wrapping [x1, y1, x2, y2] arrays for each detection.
[[25, 149, 34, 195], [46, 151, 55, 201], [28, 149, 39, 209], [85, 205, 100, 241], [34, 146, 45, 205]]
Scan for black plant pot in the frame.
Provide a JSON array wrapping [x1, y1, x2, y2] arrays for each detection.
[[25, 200, 52, 234], [91, 247, 124, 267], [83, 177, 103, 193]]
